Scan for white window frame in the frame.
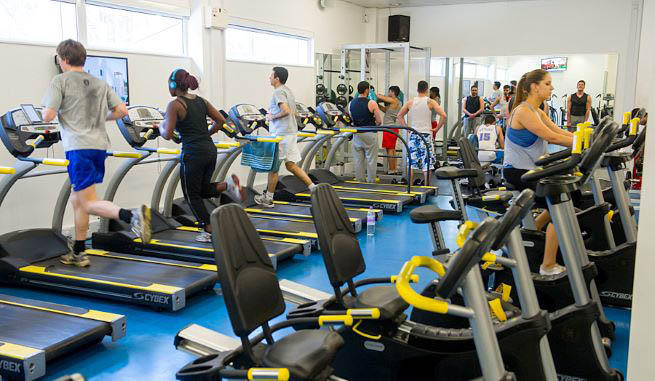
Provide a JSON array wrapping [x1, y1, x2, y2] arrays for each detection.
[[84, 0, 188, 57], [225, 24, 315, 68], [430, 57, 445, 77], [0, 0, 78, 48]]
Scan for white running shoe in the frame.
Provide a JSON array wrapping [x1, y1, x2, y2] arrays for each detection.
[[195, 232, 212, 243], [225, 174, 245, 202], [131, 205, 152, 243], [539, 263, 566, 276], [254, 191, 274, 208]]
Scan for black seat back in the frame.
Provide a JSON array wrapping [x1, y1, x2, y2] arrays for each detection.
[[211, 204, 285, 339], [458, 137, 486, 188], [436, 217, 500, 299], [311, 184, 365, 298]]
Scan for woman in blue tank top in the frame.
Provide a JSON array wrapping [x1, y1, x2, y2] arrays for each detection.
[[503, 69, 574, 276]]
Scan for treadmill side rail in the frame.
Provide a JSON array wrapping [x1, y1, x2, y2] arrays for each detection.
[[279, 279, 332, 305], [0, 342, 46, 381], [174, 324, 240, 357]]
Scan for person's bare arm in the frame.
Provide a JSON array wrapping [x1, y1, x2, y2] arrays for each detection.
[[497, 125, 505, 149], [430, 99, 447, 131], [204, 99, 227, 135], [42, 108, 57, 123], [368, 100, 383, 126], [585, 95, 592, 121], [473, 97, 484, 117], [158, 100, 180, 140], [517, 108, 573, 147], [396, 101, 412, 127], [267, 103, 291, 121], [566, 97, 572, 126], [376, 93, 394, 104], [106, 103, 128, 121], [490, 97, 500, 113]]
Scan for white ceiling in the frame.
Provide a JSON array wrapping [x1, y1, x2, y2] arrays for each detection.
[[343, 0, 530, 8]]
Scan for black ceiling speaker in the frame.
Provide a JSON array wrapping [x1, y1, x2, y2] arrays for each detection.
[[388, 15, 410, 42]]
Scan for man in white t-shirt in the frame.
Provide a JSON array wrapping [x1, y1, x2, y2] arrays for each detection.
[[396, 80, 446, 186], [475, 114, 504, 164]]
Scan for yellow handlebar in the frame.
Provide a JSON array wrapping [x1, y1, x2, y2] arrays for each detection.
[[339, 128, 357, 133], [297, 132, 316, 138], [317, 130, 335, 135], [250, 121, 258, 129], [303, 118, 309, 125], [256, 137, 284, 143], [583, 127, 594, 150], [156, 148, 180, 155], [0, 167, 15, 174], [572, 129, 583, 154], [391, 274, 419, 283], [248, 368, 290, 381], [222, 123, 235, 133], [143, 129, 154, 139], [319, 315, 354, 326], [110, 151, 141, 158], [42, 158, 69, 167], [624, 111, 631, 125], [215, 141, 240, 149], [29, 135, 44, 148], [395, 256, 448, 314], [630, 118, 640, 136], [456, 221, 478, 248]]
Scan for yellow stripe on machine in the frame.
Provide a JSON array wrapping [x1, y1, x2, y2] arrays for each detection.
[[331, 185, 417, 197], [256, 229, 317, 239], [245, 208, 359, 223], [257, 137, 284, 143], [0, 167, 15, 174], [110, 151, 141, 158], [215, 141, 240, 148], [84, 249, 217, 271], [156, 148, 181, 155], [0, 342, 41, 360], [297, 132, 316, 137], [19, 266, 183, 294], [316, 130, 336, 135], [296, 193, 400, 204], [0, 298, 123, 323], [344, 180, 436, 190], [135, 238, 284, 258]]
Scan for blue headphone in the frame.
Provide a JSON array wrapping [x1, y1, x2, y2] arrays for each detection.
[[169, 69, 180, 89]]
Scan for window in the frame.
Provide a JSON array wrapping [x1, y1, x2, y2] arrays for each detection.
[[463, 63, 476, 78], [86, 3, 184, 55], [430, 58, 445, 77], [0, 0, 76, 44], [496, 68, 508, 82], [226, 26, 313, 66], [475, 64, 488, 79]]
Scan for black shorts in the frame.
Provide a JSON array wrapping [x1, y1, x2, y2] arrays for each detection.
[[502, 167, 582, 206]]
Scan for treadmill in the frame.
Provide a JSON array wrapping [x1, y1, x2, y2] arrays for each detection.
[[0, 105, 217, 311], [273, 103, 414, 213], [90, 105, 311, 266], [0, 294, 125, 381], [311, 102, 436, 203]]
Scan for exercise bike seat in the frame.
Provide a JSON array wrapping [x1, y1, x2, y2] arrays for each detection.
[[410, 205, 462, 224], [343, 285, 409, 320], [435, 166, 478, 180], [262, 329, 345, 380]]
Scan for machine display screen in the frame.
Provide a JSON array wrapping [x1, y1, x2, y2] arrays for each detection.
[[296, 103, 310, 113], [137, 108, 153, 119], [84, 55, 130, 105], [322, 103, 339, 112], [237, 104, 260, 115], [21, 104, 42, 124]]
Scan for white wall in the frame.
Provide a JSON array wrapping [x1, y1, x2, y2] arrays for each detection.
[[374, 0, 641, 122], [505, 54, 617, 112], [0, 0, 368, 235], [0, 41, 191, 233]]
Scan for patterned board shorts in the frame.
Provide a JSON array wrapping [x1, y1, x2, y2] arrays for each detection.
[[409, 132, 436, 171]]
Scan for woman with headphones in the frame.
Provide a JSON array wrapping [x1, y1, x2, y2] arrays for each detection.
[[158, 68, 244, 243]]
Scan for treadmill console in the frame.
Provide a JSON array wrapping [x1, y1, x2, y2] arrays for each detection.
[[228, 104, 267, 135], [316, 102, 351, 127], [295, 103, 323, 129], [0, 105, 61, 157], [117, 106, 165, 148]]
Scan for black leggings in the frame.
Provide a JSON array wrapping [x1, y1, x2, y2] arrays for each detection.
[[503, 167, 582, 207], [180, 152, 220, 227]]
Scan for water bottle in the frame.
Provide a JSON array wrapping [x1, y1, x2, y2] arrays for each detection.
[[366, 207, 376, 236]]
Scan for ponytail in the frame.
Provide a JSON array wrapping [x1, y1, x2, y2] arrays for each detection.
[[510, 69, 548, 112], [169, 68, 199, 93]]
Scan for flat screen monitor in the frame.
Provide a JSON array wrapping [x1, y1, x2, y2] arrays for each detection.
[[541, 57, 568, 72], [84, 55, 130, 105]]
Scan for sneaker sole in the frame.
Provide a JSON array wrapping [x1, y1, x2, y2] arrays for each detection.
[[141, 205, 152, 243], [60, 259, 91, 268]]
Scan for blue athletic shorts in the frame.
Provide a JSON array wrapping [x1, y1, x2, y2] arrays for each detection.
[[65, 149, 107, 192]]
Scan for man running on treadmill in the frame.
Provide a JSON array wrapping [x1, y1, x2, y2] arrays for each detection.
[[158, 69, 244, 243], [42, 39, 151, 267], [254, 67, 316, 208]]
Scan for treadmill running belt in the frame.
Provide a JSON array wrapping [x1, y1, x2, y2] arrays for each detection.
[[30, 256, 214, 289], [0, 303, 107, 358]]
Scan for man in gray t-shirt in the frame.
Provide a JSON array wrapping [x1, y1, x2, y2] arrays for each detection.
[[254, 67, 316, 208], [41, 39, 151, 267]]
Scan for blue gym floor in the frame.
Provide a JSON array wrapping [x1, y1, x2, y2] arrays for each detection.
[[0, 193, 631, 380]]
